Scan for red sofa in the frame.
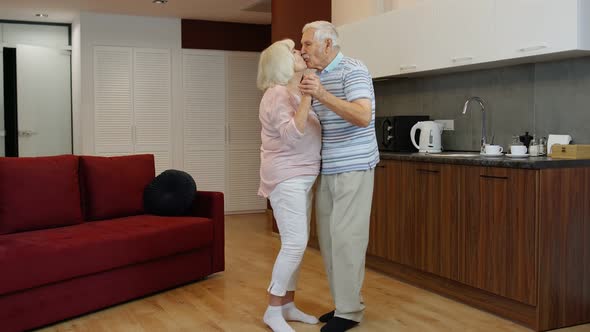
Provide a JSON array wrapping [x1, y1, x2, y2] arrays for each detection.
[[0, 154, 224, 332]]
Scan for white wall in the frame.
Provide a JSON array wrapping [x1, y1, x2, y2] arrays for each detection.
[[391, 0, 421, 10], [332, 0, 420, 26], [332, 0, 382, 27], [75, 12, 182, 166], [72, 17, 82, 154]]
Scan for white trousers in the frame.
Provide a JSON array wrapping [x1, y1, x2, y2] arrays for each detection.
[[267, 175, 316, 296]]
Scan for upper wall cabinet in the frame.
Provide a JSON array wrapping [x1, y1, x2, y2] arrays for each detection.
[[339, 0, 436, 77], [339, 0, 590, 78], [393, 1, 437, 75], [432, 0, 496, 70], [495, 0, 579, 60], [338, 11, 393, 78]]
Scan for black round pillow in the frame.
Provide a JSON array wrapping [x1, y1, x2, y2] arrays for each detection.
[[143, 169, 197, 216]]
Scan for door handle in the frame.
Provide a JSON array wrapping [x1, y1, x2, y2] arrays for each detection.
[[480, 175, 508, 180], [400, 64, 417, 71], [417, 169, 439, 174], [452, 56, 474, 63], [518, 44, 548, 53], [18, 130, 37, 137]]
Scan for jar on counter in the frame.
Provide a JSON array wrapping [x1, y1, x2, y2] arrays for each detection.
[[529, 135, 539, 156]]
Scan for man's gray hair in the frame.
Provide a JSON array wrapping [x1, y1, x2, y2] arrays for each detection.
[[302, 21, 340, 50]]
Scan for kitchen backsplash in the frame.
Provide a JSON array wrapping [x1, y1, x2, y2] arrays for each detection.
[[374, 56, 590, 151]]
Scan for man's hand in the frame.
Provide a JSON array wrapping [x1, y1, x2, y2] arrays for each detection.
[[300, 72, 372, 128], [299, 73, 325, 100]]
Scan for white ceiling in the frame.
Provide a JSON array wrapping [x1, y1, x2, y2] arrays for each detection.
[[0, 0, 272, 24]]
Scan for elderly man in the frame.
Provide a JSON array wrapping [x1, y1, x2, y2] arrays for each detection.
[[299, 21, 379, 332]]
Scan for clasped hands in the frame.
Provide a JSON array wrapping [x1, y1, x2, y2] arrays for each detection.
[[299, 72, 325, 103]]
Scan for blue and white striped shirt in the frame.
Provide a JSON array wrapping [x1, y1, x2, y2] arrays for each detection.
[[313, 52, 380, 175]]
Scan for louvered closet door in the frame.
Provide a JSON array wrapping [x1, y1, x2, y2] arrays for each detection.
[[226, 52, 265, 212], [133, 48, 172, 174], [94, 46, 133, 155], [182, 50, 227, 202]]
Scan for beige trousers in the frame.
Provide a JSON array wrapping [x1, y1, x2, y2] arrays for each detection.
[[315, 169, 374, 322]]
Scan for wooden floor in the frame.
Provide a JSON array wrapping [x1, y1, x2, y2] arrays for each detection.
[[38, 213, 590, 332]]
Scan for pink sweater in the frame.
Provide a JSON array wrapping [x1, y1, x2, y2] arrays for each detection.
[[258, 85, 321, 198]]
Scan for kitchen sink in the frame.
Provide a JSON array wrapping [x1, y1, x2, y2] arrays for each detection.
[[424, 152, 481, 157]]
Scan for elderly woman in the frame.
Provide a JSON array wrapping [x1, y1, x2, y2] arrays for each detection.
[[257, 39, 321, 332]]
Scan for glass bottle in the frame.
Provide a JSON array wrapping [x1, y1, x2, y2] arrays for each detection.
[[540, 137, 547, 155], [529, 134, 539, 156], [511, 135, 522, 146]]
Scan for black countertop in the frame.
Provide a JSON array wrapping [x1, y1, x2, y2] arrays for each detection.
[[379, 152, 590, 169]]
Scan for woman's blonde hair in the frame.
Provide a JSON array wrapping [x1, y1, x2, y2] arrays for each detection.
[[257, 39, 296, 91]]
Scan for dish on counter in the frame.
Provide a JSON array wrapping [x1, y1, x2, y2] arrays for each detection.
[[480, 152, 504, 157]]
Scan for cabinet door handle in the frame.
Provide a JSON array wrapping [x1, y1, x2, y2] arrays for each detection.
[[417, 169, 439, 174], [480, 175, 508, 180], [452, 56, 474, 63], [518, 44, 548, 53], [400, 64, 417, 71], [376, 165, 386, 169]]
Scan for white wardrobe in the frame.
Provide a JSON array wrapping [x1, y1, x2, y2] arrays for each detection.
[[93, 46, 265, 213], [182, 49, 265, 213], [93, 46, 172, 174]]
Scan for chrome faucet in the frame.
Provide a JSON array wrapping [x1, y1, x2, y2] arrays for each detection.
[[462, 96, 487, 152]]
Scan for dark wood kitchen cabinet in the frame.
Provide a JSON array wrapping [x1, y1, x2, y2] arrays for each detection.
[[458, 166, 538, 305], [409, 162, 459, 280], [366, 161, 459, 280], [367, 161, 391, 258], [301, 156, 590, 331], [302, 156, 590, 330], [385, 160, 412, 265]]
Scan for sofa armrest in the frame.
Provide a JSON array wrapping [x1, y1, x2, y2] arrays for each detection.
[[191, 191, 224, 273]]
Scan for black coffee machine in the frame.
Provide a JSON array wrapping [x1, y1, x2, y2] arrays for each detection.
[[375, 115, 430, 152]]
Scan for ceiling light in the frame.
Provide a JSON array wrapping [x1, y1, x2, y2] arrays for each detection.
[[35, 13, 49, 18], [152, 0, 168, 4]]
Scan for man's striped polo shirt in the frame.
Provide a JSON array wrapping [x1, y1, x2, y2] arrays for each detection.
[[312, 52, 380, 175]]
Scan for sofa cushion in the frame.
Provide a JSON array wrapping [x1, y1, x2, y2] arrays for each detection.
[[0, 155, 83, 235], [144, 169, 197, 216], [0, 214, 213, 295], [80, 154, 155, 221]]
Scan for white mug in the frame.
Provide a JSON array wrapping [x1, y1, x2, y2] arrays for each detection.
[[484, 144, 503, 155], [510, 145, 528, 155]]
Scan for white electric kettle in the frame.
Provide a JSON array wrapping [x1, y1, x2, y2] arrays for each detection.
[[410, 121, 444, 153]]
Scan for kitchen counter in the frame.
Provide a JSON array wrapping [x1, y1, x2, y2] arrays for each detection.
[[380, 151, 590, 169], [309, 154, 590, 331]]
